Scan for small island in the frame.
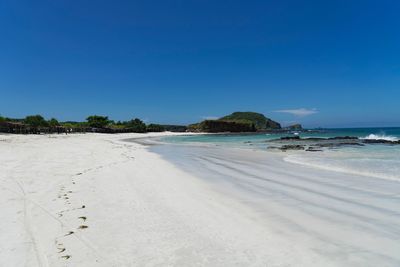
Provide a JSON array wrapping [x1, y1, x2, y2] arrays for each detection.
[[188, 112, 283, 133]]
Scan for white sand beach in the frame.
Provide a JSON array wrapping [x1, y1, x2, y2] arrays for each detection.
[[1, 133, 399, 267]]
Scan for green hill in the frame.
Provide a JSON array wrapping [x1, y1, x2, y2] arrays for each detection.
[[188, 111, 281, 132], [219, 112, 281, 130]]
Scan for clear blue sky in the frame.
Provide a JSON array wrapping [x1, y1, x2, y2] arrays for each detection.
[[0, 0, 399, 127]]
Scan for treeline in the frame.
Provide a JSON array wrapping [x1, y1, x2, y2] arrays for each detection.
[[0, 114, 187, 134]]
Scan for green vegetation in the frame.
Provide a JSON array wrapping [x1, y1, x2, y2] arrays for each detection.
[[147, 124, 165, 132], [61, 121, 88, 130], [125, 118, 147, 132], [0, 114, 179, 134], [24, 115, 49, 127], [188, 111, 281, 133], [0, 111, 282, 134], [189, 120, 255, 133], [219, 112, 281, 130], [105, 118, 147, 132], [86, 115, 110, 128], [48, 118, 60, 127], [162, 125, 187, 132]]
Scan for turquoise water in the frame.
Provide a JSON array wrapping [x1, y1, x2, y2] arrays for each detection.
[[162, 127, 400, 148], [160, 127, 400, 180]]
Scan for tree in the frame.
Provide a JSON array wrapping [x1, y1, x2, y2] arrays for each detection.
[[24, 115, 49, 127], [48, 118, 60, 127], [0, 115, 5, 123], [147, 124, 165, 132], [126, 118, 147, 133], [86, 115, 110, 128]]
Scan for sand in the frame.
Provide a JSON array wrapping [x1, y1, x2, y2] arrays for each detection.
[[0, 133, 398, 266], [152, 144, 400, 267]]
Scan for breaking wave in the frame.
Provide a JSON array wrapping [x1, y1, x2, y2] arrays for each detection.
[[362, 134, 399, 142]]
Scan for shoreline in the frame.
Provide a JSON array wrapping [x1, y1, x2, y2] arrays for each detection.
[[1, 133, 399, 266], [150, 141, 400, 266]]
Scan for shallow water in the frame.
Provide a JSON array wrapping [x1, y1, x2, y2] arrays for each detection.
[[162, 127, 400, 146], [160, 127, 400, 181], [285, 146, 400, 181]]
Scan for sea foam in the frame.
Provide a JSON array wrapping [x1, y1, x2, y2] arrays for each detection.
[[362, 134, 399, 142]]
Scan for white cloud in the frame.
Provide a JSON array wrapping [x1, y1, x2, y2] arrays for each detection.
[[274, 108, 318, 117]]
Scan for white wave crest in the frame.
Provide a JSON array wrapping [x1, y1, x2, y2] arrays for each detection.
[[362, 134, 399, 142]]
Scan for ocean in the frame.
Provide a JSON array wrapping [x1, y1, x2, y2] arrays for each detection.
[[159, 127, 400, 181]]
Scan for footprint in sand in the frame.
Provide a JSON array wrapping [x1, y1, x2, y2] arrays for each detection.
[[55, 241, 67, 259], [64, 231, 74, 236], [78, 225, 89, 229], [78, 216, 87, 222], [62, 205, 84, 213], [61, 255, 71, 260]]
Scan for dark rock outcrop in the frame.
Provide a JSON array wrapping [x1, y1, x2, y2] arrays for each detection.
[[280, 145, 305, 151], [285, 124, 303, 130], [280, 136, 301, 140], [188, 111, 281, 133], [363, 139, 400, 145], [188, 120, 256, 133]]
